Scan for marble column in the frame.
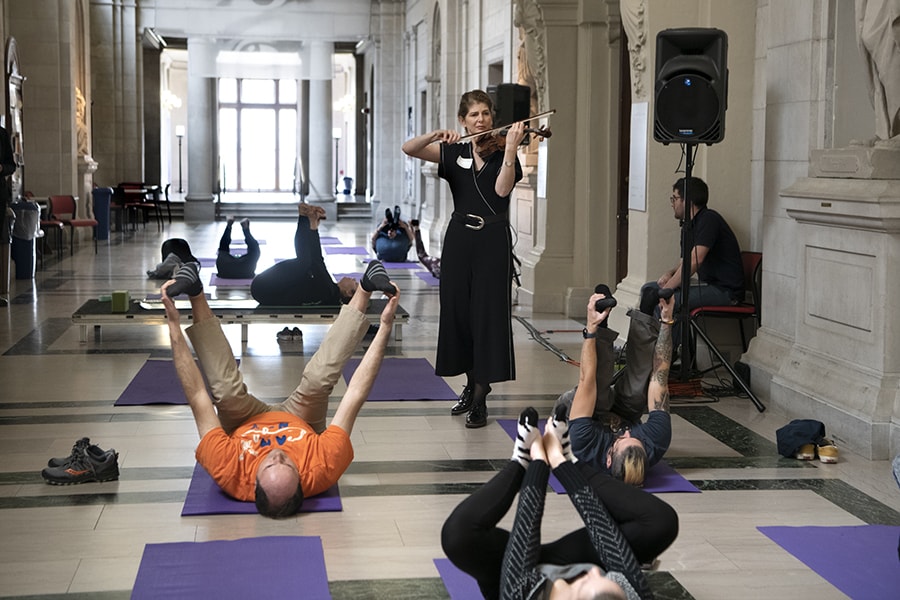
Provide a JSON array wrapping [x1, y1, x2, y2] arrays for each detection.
[[183, 38, 216, 223], [305, 41, 336, 221]]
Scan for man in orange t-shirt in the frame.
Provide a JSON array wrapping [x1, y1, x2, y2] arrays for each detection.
[[162, 259, 399, 519]]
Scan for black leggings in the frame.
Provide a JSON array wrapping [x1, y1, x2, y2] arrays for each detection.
[[216, 222, 260, 279], [249, 215, 340, 306], [441, 461, 678, 600]]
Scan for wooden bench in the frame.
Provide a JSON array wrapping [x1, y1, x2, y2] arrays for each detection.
[[72, 298, 409, 343]]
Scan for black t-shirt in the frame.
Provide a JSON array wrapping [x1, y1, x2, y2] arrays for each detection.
[[687, 207, 744, 298]]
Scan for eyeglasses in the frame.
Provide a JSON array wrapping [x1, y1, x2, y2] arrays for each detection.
[[669, 194, 681, 204]]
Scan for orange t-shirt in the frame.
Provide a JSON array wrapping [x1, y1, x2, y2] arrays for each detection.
[[195, 411, 353, 501]]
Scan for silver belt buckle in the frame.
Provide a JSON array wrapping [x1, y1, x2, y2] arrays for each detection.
[[465, 214, 485, 230]]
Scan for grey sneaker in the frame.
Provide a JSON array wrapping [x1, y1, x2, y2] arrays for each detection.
[[47, 437, 98, 468], [42, 446, 120, 485]]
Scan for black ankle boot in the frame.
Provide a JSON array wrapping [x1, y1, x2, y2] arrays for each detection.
[[465, 385, 490, 429], [450, 385, 474, 415], [465, 396, 488, 428]]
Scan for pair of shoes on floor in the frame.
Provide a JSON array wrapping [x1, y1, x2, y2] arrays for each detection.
[[449, 384, 490, 428], [795, 439, 839, 463], [42, 437, 119, 485], [276, 327, 303, 341]]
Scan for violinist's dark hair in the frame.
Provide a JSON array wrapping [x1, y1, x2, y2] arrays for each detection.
[[457, 90, 494, 121]]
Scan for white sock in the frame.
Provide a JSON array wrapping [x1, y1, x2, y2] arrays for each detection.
[[513, 407, 540, 468], [549, 404, 577, 463]]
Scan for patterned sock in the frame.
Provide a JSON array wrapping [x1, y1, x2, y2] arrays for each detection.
[[361, 260, 396, 296], [147, 253, 182, 279], [512, 407, 540, 468], [166, 261, 203, 297], [548, 404, 577, 463]]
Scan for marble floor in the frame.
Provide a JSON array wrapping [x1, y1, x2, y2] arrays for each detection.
[[0, 214, 898, 599]]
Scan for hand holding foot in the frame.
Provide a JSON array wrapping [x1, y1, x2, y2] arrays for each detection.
[[542, 427, 566, 469], [659, 292, 676, 323], [587, 291, 612, 331], [160, 282, 181, 324], [547, 404, 577, 465], [529, 430, 548, 465], [379, 286, 400, 328], [165, 261, 203, 298]]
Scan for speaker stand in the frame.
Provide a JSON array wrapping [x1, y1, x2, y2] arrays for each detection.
[[678, 143, 697, 382]]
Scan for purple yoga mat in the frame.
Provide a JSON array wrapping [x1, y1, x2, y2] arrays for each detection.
[[434, 558, 481, 600], [759, 525, 900, 600], [132, 536, 331, 599], [324, 246, 369, 255], [496, 418, 700, 494], [198, 257, 216, 268], [209, 274, 253, 287], [181, 463, 342, 516], [332, 272, 362, 281], [320, 236, 341, 245], [115, 360, 187, 406], [341, 357, 457, 401], [415, 270, 440, 286], [115, 359, 240, 406]]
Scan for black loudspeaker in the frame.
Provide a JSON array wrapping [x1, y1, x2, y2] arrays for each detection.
[[487, 83, 531, 127], [654, 28, 728, 145]]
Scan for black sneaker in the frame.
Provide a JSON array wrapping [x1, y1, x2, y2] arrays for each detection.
[[276, 327, 294, 341], [42, 446, 120, 485], [47, 437, 98, 468]]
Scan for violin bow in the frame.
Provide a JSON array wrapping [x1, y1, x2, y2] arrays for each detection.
[[456, 109, 556, 143]]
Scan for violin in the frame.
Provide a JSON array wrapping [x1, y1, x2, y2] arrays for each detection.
[[472, 125, 552, 158], [458, 109, 556, 145]]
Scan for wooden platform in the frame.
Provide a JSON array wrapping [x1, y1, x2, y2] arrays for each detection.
[[72, 298, 408, 343]]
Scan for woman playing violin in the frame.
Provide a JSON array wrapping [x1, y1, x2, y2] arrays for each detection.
[[401, 90, 526, 428]]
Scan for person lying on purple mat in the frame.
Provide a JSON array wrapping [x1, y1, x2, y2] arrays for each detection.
[[554, 287, 675, 487], [161, 245, 399, 519], [250, 203, 364, 306], [442, 408, 678, 600]]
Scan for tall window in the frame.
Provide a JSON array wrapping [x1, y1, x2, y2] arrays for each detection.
[[218, 78, 297, 192]]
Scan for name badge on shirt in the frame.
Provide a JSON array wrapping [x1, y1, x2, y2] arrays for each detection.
[[456, 156, 473, 170]]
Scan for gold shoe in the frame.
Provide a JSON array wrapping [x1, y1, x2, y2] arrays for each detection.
[[794, 443, 815, 461], [817, 439, 839, 463]]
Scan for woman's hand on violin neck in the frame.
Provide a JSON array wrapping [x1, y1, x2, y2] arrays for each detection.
[[503, 121, 526, 150]]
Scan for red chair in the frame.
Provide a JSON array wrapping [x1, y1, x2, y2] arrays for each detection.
[[688, 251, 765, 412], [690, 251, 762, 352], [48, 195, 98, 255]]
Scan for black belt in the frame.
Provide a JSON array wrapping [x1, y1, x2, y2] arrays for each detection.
[[451, 211, 508, 230]]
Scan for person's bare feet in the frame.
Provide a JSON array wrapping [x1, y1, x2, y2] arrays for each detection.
[[298, 203, 315, 217], [240, 218, 250, 228]]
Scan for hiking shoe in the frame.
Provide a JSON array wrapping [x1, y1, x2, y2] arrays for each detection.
[[794, 444, 816, 461], [42, 446, 119, 485], [47, 437, 98, 468], [276, 327, 294, 341], [818, 439, 839, 463]]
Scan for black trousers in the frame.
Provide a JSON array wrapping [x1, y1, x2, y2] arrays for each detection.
[[441, 460, 678, 600]]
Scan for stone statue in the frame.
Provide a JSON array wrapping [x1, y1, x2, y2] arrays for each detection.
[[75, 87, 90, 156], [855, 0, 900, 143], [514, 0, 547, 112], [621, 0, 648, 101]]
